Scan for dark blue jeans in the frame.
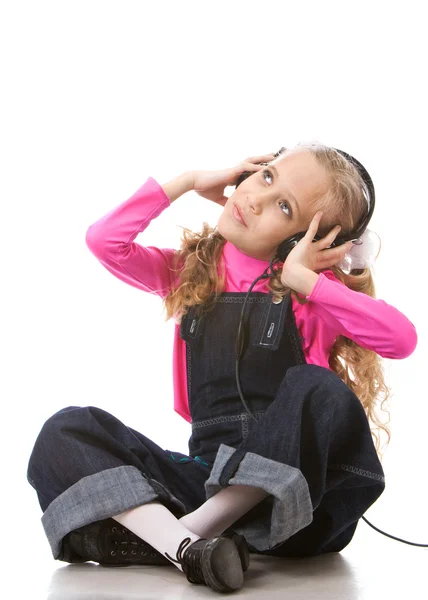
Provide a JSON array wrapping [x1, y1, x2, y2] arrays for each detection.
[[27, 365, 385, 561]]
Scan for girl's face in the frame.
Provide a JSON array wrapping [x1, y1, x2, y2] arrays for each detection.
[[217, 149, 330, 261]]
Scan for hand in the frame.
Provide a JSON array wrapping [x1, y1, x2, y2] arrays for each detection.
[[191, 152, 276, 206], [281, 211, 354, 290]]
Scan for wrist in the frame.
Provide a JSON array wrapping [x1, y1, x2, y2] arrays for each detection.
[[282, 265, 319, 296], [161, 172, 195, 203]]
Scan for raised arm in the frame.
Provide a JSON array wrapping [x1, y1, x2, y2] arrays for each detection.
[[85, 173, 194, 298], [305, 270, 418, 359]]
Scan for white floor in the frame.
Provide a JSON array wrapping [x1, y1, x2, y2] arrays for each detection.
[[11, 496, 427, 599]]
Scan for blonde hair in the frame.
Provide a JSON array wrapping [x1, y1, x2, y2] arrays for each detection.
[[162, 143, 391, 461]]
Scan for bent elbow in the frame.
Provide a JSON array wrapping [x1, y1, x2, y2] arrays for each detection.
[[394, 326, 418, 359], [85, 225, 108, 258]]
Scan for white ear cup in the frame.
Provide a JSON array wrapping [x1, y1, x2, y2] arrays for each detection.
[[337, 229, 381, 274]]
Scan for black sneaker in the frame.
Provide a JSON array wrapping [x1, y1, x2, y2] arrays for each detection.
[[222, 532, 250, 572], [165, 536, 244, 593], [67, 518, 171, 567], [66, 518, 250, 573]]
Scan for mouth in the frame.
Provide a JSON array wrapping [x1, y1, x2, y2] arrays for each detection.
[[233, 204, 247, 227]]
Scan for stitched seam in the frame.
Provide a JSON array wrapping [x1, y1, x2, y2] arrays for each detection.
[[331, 463, 385, 483], [192, 411, 265, 429], [258, 299, 274, 345], [242, 416, 249, 438], [216, 297, 268, 304]]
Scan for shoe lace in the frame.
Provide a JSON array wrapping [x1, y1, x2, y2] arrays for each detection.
[[165, 537, 205, 584], [109, 525, 160, 558]]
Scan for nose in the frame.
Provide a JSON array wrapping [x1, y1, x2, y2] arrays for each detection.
[[247, 193, 263, 214]]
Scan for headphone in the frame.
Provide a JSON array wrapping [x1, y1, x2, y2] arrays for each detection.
[[234, 146, 376, 263]]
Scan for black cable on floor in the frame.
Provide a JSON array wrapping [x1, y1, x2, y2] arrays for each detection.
[[362, 516, 428, 547]]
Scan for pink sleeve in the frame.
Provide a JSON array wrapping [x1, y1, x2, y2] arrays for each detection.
[[85, 177, 180, 299], [306, 270, 418, 359]]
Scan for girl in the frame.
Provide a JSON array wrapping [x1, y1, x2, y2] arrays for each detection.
[[27, 143, 417, 594]]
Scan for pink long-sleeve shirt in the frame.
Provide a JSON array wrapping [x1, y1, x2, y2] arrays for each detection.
[[86, 176, 418, 422]]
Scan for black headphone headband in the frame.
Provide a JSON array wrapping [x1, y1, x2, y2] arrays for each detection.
[[234, 145, 376, 263], [332, 148, 375, 242]]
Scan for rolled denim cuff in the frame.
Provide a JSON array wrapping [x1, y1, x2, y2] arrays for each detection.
[[42, 465, 186, 559], [204, 444, 313, 552]]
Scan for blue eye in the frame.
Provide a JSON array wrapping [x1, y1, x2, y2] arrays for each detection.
[[262, 169, 292, 217], [279, 201, 291, 216], [262, 169, 273, 185]]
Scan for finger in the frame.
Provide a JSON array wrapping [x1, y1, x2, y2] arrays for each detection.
[[243, 161, 265, 171], [321, 240, 353, 257], [245, 154, 276, 164], [304, 211, 323, 241], [318, 242, 353, 263], [316, 224, 342, 249]]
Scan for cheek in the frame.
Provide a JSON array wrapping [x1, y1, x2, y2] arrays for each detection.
[[221, 201, 232, 218], [269, 221, 293, 243], [217, 209, 232, 235]]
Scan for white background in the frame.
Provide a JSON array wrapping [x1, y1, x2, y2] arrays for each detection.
[[1, 0, 427, 594]]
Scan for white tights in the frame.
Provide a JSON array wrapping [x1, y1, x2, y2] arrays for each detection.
[[113, 484, 268, 570]]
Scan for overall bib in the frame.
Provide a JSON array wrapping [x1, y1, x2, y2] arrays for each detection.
[[27, 291, 385, 562]]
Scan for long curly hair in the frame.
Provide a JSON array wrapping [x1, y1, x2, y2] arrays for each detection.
[[162, 143, 391, 461]]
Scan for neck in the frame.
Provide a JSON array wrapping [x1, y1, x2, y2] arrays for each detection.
[[223, 241, 271, 282]]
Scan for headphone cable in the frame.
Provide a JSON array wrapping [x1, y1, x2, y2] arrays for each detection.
[[362, 516, 428, 547]]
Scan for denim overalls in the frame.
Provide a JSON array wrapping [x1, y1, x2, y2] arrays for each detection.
[[27, 290, 385, 562]]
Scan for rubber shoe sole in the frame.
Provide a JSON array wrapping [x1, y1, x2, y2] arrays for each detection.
[[195, 537, 244, 593]]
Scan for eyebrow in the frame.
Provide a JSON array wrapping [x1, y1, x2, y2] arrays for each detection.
[[269, 164, 300, 216]]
